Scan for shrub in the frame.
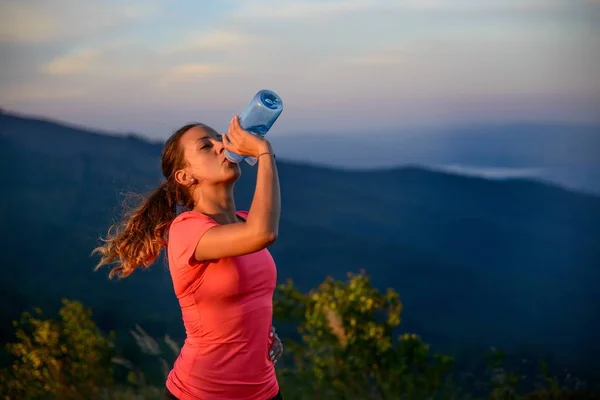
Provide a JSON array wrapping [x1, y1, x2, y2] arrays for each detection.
[[0, 299, 115, 399], [274, 271, 457, 400]]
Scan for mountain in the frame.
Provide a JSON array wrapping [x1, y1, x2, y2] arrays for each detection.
[[1, 110, 599, 381], [269, 123, 600, 195]]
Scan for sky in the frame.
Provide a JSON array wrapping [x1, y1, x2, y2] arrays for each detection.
[[1, 0, 599, 139]]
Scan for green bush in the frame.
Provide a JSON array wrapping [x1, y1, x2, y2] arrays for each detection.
[[274, 271, 458, 400], [1, 272, 597, 399], [0, 299, 116, 399]]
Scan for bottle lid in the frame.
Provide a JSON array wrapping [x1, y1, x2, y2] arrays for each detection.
[[260, 90, 283, 110]]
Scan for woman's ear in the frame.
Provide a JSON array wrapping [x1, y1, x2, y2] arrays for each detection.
[[174, 169, 190, 186], [175, 168, 199, 186]]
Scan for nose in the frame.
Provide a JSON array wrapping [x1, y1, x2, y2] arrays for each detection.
[[215, 139, 224, 154]]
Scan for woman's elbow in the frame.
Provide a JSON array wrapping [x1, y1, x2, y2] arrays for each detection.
[[262, 231, 278, 246]]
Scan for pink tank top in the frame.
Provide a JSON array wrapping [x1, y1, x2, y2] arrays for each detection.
[[165, 211, 279, 400]]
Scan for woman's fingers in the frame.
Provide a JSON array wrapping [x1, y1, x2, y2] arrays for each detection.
[[269, 333, 283, 363], [226, 114, 267, 157], [269, 344, 281, 362], [231, 114, 242, 132], [274, 338, 283, 359], [222, 133, 234, 151], [227, 117, 237, 142], [228, 115, 242, 139]]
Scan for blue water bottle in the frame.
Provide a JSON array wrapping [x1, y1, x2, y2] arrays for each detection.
[[224, 89, 283, 165]]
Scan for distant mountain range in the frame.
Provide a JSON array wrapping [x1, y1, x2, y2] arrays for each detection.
[[1, 110, 599, 381], [269, 122, 600, 195]]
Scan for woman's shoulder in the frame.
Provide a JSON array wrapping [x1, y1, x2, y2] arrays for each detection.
[[171, 210, 204, 225], [167, 211, 219, 254], [170, 210, 249, 229], [169, 211, 215, 235]]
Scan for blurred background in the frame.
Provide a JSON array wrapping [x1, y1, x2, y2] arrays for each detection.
[[1, 0, 599, 398]]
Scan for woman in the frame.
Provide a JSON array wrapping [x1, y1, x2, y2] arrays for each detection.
[[94, 115, 284, 400]]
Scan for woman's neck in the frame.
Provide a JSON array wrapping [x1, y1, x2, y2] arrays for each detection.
[[192, 185, 238, 224]]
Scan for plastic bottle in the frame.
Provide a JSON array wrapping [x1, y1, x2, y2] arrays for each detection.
[[224, 89, 283, 165]]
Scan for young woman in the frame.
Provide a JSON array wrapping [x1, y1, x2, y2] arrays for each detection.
[[94, 115, 284, 400]]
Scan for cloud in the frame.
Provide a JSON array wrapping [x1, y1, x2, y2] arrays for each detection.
[[2, 84, 86, 102], [39, 38, 142, 76], [37, 38, 228, 89], [165, 30, 264, 53], [0, 0, 157, 44], [347, 51, 407, 67], [157, 63, 225, 88], [230, 0, 376, 21], [228, 0, 574, 23], [41, 50, 101, 76], [390, 0, 568, 12], [432, 164, 544, 179]]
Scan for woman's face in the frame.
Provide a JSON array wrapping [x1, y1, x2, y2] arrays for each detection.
[[178, 125, 241, 185]]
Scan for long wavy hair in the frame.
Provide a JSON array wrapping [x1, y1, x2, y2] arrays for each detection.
[[92, 123, 205, 279]]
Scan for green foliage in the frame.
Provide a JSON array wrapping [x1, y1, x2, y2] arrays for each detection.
[[274, 271, 599, 399], [1, 275, 598, 400], [274, 271, 457, 399], [0, 300, 177, 400], [0, 299, 116, 399]]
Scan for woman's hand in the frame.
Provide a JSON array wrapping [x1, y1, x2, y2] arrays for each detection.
[[268, 326, 283, 364], [222, 115, 270, 158]]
